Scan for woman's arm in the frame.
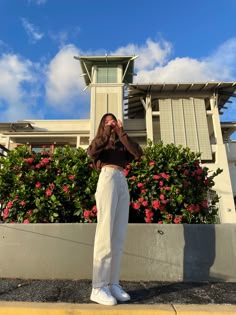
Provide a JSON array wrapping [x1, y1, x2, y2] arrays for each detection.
[[115, 120, 143, 160]]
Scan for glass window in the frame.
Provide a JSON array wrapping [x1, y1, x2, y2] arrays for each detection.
[[80, 137, 89, 145], [97, 67, 117, 83]]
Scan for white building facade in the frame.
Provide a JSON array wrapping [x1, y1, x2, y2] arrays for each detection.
[[1, 55, 236, 223]]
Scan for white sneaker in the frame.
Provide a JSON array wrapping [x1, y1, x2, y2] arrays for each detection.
[[90, 286, 117, 305], [110, 284, 130, 302]]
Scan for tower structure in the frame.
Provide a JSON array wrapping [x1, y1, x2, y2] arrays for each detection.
[[74, 55, 137, 139]]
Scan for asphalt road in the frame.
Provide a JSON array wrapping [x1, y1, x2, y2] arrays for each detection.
[[0, 279, 236, 305]]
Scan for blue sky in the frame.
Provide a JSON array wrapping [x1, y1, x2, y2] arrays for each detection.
[[0, 0, 236, 126]]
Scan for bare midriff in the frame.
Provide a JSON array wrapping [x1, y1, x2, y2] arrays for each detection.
[[102, 164, 123, 171]]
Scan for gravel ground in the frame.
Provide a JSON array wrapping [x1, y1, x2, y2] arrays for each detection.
[[0, 279, 236, 304]]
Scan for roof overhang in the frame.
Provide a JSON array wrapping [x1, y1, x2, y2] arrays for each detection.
[[125, 82, 236, 117], [0, 122, 34, 132], [74, 55, 138, 87], [221, 122, 236, 138]]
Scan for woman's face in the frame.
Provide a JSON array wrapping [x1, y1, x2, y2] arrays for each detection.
[[104, 115, 116, 127]]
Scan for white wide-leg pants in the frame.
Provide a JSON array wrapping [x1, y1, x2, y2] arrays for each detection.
[[92, 167, 130, 288]]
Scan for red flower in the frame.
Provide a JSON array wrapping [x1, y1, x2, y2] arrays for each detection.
[[145, 209, 154, 217], [205, 178, 210, 185], [160, 194, 165, 200], [20, 201, 26, 206], [196, 168, 203, 175], [174, 216, 182, 224], [24, 158, 33, 164], [92, 205, 97, 212], [149, 161, 155, 166], [141, 189, 147, 193], [137, 183, 144, 188], [46, 189, 52, 196], [183, 169, 189, 175], [153, 175, 160, 180], [27, 210, 34, 216], [35, 182, 41, 188], [41, 158, 50, 165], [7, 201, 13, 208], [49, 183, 55, 189], [157, 221, 163, 224], [131, 176, 136, 181], [160, 172, 170, 179], [83, 210, 91, 218], [35, 164, 41, 169], [23, 219, 30, 224], [152, 200, 160, 209], [3, 208, 9, 219], [126, 164, 131, 170], [145, 217, 152, 223], [159, 181, 164, 187], [187, 204, 195, 213], [142, 200, 148, 207], [63, 186, 69, 193], [132, 202, 140, 210], [68, 175, 75, 180], [123, 169, 129, 177]]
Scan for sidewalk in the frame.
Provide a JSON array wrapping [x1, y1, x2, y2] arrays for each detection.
[[0, 279, 236, 314]]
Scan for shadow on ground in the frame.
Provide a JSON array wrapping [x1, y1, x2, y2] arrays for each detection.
[[0, 279, 236, 304]]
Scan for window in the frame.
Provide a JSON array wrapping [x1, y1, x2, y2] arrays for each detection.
[[97, 67, 117, 83], [30, 144, 76, 154], [80, 137, 89, 145]]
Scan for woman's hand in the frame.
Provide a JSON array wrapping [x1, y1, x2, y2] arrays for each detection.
[[114, 119, 123, 134]]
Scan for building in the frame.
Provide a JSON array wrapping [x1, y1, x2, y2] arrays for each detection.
[[0, 55, 236, 222]]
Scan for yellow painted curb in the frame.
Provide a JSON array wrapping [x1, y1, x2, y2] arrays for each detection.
[[0, 302, 175, 315], [0, 302, 236, 315], [174, 304, 236, 314]]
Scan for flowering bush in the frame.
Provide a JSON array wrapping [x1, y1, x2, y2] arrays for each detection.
[[0, 145, 98, 223], [126, 142, 222, 224], [0, 142, 222, 224]]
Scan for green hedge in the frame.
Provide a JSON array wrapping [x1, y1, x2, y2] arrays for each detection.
[[0, 143, 222, 224]]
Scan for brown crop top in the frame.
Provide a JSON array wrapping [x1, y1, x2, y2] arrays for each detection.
[[87, 125, 143, 171]]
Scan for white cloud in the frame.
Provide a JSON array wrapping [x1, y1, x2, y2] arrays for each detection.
[[28, 0, 47, 5], [1, 36, 236, 122], [112, 37, 236, 84], [21, 18, 44, 43], [45, 44, 90, 116], [114, 38, 172, 71], [0, 53, 43, 121]]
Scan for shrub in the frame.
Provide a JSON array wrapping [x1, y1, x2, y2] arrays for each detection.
[[0, 145, 98, 223], [126, 142, 222, 224], [0, 142, 222, 224]]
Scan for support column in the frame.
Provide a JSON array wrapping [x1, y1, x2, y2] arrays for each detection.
[[145, 94, 153, 142], [210, 96, 236, 223]]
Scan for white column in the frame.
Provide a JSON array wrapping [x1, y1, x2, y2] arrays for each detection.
[[145, 94, 153, 142], [209, 96, 236, 223], [76, 136, 80, 148]]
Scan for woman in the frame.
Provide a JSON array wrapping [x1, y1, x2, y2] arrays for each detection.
[[87, 113, 143, 305]]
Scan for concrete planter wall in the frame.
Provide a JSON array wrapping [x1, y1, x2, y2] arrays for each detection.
[[0, 223, 236, 281]]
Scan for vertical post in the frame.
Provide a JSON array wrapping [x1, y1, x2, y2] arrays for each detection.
[[146, 94, 153, 142]]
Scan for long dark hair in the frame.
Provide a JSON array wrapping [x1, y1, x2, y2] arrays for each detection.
[[96, 113, 117, 138]]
